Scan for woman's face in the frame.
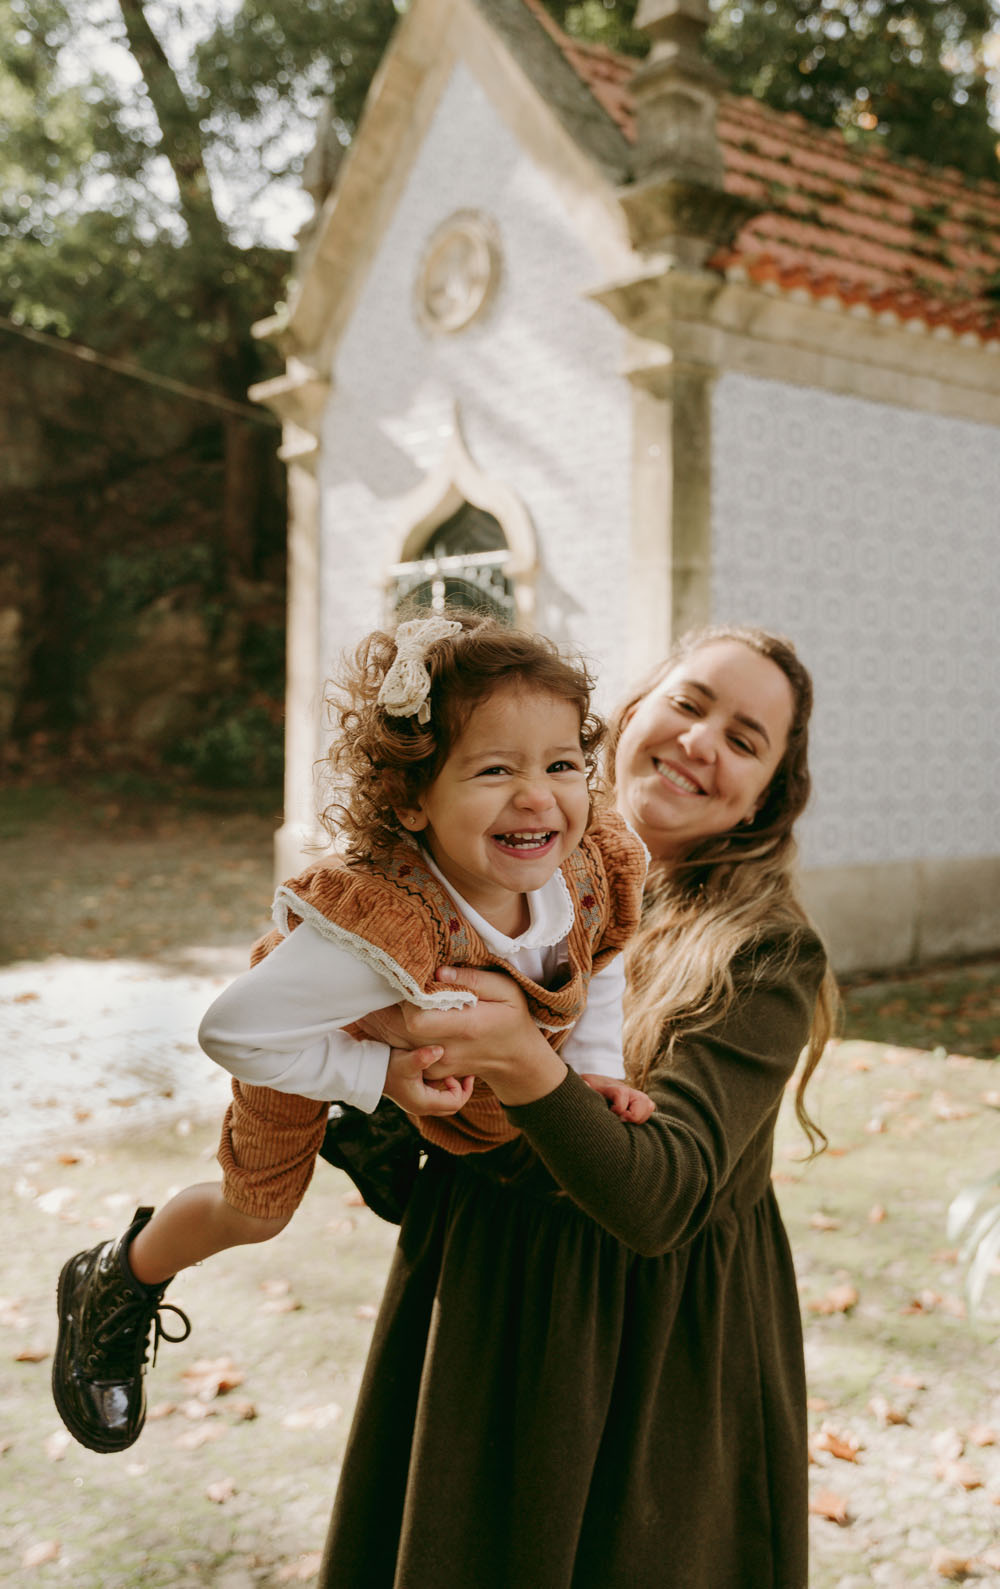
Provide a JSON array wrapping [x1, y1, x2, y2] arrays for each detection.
[[614, 640, 795, 861]]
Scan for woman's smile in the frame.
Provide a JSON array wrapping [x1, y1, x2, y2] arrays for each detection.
[[615, 640, 794, 859], [653, 759, 704, 796]]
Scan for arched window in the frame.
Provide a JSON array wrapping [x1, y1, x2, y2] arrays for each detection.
[[388, 502, 515, 623]]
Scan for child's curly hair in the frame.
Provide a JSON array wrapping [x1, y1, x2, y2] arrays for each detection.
[[321, 611, 606, 864]]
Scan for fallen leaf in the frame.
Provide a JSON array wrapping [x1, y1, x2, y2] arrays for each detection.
[[356, 1304, 377, 1320], [931, 1091, 975, 1121], [982, 1090, 1000, 1110], [180, 1357, 245, 1400], [808, 1283, 859, 1316], [44, 1430, 71, 1462], [342, 1190, 366, 1208], [933, 1430, 965, 1462], [891, 1372, 927, 1390], [868, 1204, 887, 1223], [227, 1398, 258, 1422], [22, 1541, 61, 1567], [808, 1488, 850, 1525], [205, 1477, 237, 1504], [180, 1400, 218, 1421], [276, 1553, 324, 1582], [868, 1394, 910, 1427], [936, 1459, 983, 1491], [809, 1212, 841, 1231], [174, 1425, 224, 1450], [806, 1396, 831, 1412], [147, 1401, 178, 1421], [281, 1403, 342, 1431], [14, 1346, 49, 1363], [966, 1425, 997, 1446], [931, 1547, 973, 1579], [811, 1424, 863, 1463], [14, 991, 40, 1004], [260, 1296, 302, 1315]]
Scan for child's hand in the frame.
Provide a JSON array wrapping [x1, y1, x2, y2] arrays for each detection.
[[580, 1074, 655, 1124], [384, 1046, 475, 1116]]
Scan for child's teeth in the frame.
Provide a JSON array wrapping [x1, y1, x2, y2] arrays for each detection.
[[499, 831, 551, 847]]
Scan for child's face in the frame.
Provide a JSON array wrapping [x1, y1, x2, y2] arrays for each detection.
[[403, 683, 590, 930]]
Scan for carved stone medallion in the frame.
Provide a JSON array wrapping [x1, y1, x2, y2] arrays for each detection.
[[415, 211, 501, 334]]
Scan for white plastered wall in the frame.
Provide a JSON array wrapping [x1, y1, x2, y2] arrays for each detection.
[[712, 371, 1000, 968], [316, 62, 632, 712]]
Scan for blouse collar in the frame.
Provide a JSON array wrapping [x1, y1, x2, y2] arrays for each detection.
[[422, 850, 575, 954]]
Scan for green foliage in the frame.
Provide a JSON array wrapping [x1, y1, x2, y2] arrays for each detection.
[[170, 701, 285, 789], [544, 0, 1000, 179]]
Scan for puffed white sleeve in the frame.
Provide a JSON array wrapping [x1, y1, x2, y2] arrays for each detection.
[[197, 922, 400, 1110], [558, 954, 627, 1081]]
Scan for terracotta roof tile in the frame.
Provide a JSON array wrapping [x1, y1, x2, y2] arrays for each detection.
[[517, 0, 1000, 340]]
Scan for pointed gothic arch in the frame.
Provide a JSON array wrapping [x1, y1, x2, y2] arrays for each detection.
[[384, 405, 537, 628]]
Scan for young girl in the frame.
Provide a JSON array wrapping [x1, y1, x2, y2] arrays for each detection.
[[52, 614, 651, 1455]]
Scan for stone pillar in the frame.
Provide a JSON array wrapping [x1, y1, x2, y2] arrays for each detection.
[[249, 357, 332, 881], [590, 0, 755, 672]]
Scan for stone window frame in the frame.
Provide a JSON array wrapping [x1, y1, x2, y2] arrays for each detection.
[[382, 405, 537, 628]]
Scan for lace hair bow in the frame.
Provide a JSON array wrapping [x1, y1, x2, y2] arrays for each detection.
[[377, 616, 463, 724]]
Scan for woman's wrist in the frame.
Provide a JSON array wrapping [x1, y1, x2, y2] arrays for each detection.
[[479, 1032, 568, 1108]]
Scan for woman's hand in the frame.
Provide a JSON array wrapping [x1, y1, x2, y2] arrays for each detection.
[[358, 970, 568, 1106], [420, 968, 568, 1106]]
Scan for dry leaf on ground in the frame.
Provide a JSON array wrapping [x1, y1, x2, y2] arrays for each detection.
[[281, 1403, 342, 1431], [930, 1547, 973, 1579], [936, 1459, 983, 1491], [808, 1488, 850, 1525], [22, 1541, 61, 1567], [276, 1553, 323, 1582], [180, 1357, 245, 1400], [811, 1425, 863, 1462], [868, 1394, 910, 1426], [808, 1282, 859, 1315], [205, 1477, 237, 1504]]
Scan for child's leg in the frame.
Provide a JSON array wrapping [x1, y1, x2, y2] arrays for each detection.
[[128, 1182, 292, 1287]]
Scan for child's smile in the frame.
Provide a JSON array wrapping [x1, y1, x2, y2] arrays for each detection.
[[403, 683, 591, 937]]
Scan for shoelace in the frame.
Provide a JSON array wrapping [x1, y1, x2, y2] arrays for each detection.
[[92, 1295, 192, 1374]]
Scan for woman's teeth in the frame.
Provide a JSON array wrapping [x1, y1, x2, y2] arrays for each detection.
[[655, 761, 701, 795], [495, 831, 554, 849]]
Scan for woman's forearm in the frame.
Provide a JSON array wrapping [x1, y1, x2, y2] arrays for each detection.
[[474, 1029, 569, 1106]]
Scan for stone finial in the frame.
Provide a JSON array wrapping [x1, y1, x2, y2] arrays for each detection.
[[621, 0, 756, 265], [631, 0, 724, 187]]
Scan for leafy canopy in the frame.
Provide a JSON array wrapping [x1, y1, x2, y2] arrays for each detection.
[[551, 0, 1000, 178]]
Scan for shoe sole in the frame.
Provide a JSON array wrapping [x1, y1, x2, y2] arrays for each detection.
[[52, 1256, 139, 1455]]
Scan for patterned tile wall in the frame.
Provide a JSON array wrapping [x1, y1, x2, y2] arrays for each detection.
[[711, 373, 1000, 869]]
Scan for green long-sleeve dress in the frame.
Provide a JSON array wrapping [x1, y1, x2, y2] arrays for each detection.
[[319, 928, 826, 1589]]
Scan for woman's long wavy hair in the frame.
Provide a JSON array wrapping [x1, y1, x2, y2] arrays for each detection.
[[607, 625, 839, 1156]]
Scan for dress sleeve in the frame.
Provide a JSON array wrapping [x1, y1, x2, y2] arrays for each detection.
[[198, 921, 399, 1108], [505, 929, 827, 1256]]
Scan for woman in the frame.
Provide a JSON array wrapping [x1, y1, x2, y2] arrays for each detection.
[[321, 624, 838, 1589]]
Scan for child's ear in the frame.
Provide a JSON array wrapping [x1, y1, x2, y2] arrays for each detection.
[[397, 808, 429, 833]]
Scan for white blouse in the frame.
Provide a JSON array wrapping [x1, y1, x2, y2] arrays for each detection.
[[198, 855, 627, 1110]]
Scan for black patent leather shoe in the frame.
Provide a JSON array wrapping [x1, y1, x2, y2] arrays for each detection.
[[52, 1205, 191, 1453]]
